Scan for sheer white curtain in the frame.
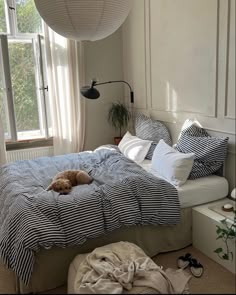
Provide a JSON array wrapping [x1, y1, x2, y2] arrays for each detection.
[[0, 117, 7, 165], [44, 25, 85, 155]]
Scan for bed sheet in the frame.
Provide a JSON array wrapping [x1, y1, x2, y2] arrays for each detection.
[[140, 160, 229, 208]]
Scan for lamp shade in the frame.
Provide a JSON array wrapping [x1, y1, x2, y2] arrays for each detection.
[[34, 0, 133, 41], [80, 86, 100, 99]]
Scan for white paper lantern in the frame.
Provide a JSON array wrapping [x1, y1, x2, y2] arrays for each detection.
[[34, 0, 133, 41]]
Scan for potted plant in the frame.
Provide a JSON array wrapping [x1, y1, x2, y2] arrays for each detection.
[[108, 102, 131, 145], [214, 210, 236, 261]]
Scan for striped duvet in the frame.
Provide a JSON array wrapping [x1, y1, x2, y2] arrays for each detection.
[[0, 145, 180, 285]]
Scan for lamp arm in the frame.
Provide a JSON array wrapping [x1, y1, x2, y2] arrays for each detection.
[[94, 80, 134, 103]]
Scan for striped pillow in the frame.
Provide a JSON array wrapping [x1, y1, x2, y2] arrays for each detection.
[[178, 121, 209, 138], [135, 113, 172, 160], [175, 122, 229, 179]]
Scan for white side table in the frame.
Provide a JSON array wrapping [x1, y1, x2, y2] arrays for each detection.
[[192, 198, 235, 274]]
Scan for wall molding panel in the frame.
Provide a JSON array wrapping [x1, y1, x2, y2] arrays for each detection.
[[122, 0, 235, 189], [224, 0, 236, 120], [123, 0, 235, 122], [149, 0, 220, 117]]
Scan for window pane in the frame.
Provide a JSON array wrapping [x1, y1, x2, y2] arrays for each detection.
[[0, 42, 10, 139], [16, 0, 42, 34], [0, 79, 10, 139], [0, 0, 7, 33], [8, 40, 41, 138], [0, 88, 9, 139]]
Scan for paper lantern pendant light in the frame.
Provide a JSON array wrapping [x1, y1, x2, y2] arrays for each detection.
[[34, 0, 133, 41]]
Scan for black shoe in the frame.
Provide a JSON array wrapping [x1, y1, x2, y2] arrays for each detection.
[[189, 258, 204, 278], [177, 253, 192, 269]]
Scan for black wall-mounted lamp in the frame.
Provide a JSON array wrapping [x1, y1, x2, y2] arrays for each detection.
[[80, 79, 134, 103]]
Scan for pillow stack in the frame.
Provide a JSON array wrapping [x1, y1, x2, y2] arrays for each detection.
[[135, 113, 172, 160], [175, 120, 229, 179]]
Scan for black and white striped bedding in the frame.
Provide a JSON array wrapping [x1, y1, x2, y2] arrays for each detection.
[[175, 123, 229, 179], [0, 145, 179, 285]]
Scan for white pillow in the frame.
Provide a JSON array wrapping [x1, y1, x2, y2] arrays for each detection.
[[151, 139, 195, 187], [118, 131, 152, 164]]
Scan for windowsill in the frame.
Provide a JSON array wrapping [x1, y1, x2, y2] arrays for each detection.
[[6, 137, 53, 151]]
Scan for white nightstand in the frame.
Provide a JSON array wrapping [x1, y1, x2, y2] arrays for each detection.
[[192, 198, 236, 274]]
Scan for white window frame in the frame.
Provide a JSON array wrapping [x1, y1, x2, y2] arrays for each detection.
[[0, 0, 50, 142], [0, 34, 17, 141]]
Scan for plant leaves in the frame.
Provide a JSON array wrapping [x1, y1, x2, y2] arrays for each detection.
[[222, 254, 229, 260], [214, 248, 223, 253], [221, 219, 227, 225], [214, 210, 236, 261], [216, 227, 223, 234], [221, 229, 229, 235], [228, 229, 236, 238], [108, 102, 131, 136]]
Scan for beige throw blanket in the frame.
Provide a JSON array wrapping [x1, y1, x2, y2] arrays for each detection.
[[74, 241, 191, 294]]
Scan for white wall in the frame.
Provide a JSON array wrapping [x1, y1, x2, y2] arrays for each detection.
[[122, 0, 235, 191], [83, 28, 124, 150]]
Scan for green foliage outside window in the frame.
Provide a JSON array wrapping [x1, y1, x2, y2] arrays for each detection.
[[0, 0, 41, 33], [0, 0, 44, 134], [9, 42, 40, 131], [0, 69, 8, 133], [16, 0, 42, 34], [0, 0, 7, 33]]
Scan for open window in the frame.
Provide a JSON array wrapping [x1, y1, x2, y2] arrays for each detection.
[[0, 0, 51, 142]]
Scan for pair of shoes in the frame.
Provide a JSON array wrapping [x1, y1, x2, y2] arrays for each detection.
[[177, 253, 204, 278], [177, 253, 192, 269]]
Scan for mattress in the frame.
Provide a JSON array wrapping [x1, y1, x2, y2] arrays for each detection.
[[140, 160, 229, 208]]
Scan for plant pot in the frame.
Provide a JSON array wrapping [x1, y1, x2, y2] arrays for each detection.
[[114, 137, 122, 145]]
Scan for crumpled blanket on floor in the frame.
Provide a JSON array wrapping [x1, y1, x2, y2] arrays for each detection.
[[74, 241, 191, 294]]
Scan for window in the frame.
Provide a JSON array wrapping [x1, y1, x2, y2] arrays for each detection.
[[0, 0, 51, 142]]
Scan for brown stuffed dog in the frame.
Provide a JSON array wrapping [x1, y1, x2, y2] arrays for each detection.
[[46, 170, 93, 194]]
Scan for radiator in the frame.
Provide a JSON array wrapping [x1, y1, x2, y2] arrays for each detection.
[[7, 146, 54, 163]]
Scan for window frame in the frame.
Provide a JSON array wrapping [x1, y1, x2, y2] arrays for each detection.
[[0, 34, 17, 141], [0, 0, 50, 144]]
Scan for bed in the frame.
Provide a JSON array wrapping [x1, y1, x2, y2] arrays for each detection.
[[0, 145, 229, 294]]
